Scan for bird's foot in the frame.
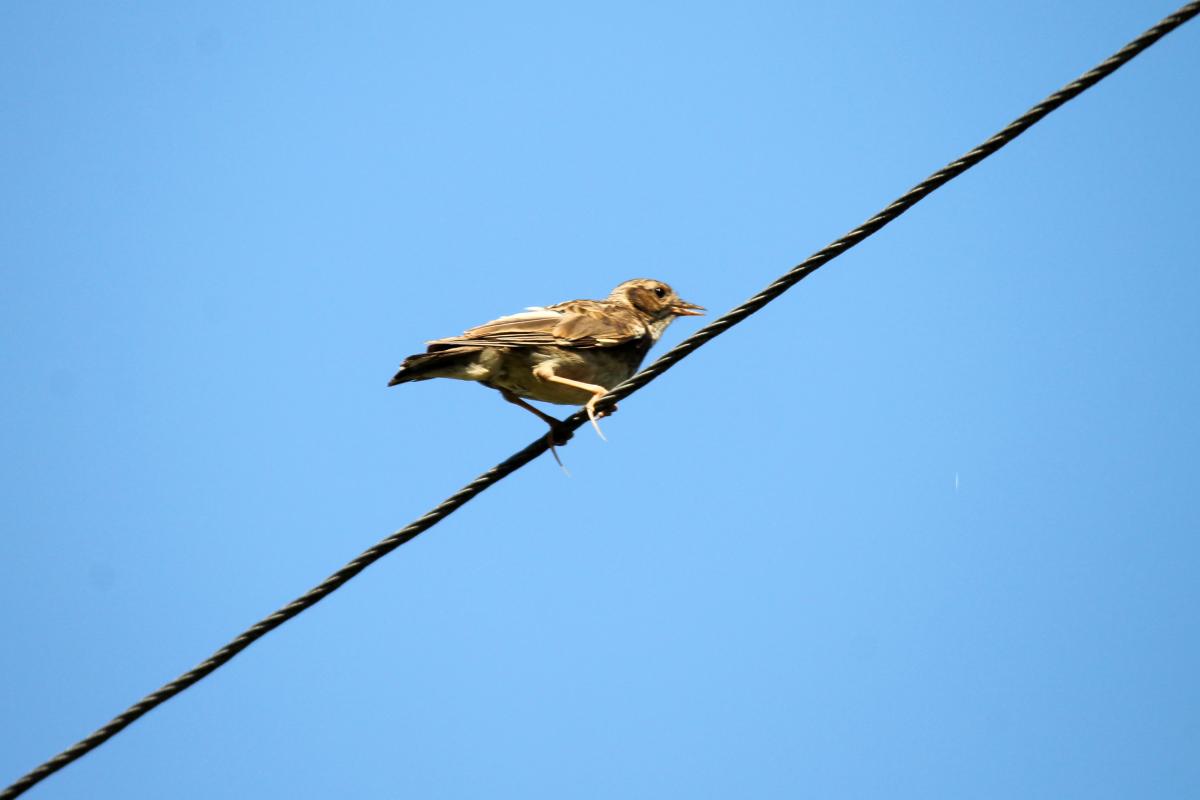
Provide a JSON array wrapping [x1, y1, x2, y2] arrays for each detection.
[[544, 422, 574, 473], [547, 435, 570, 475], [548, 421, 574, 446], [585, 396, 612, 441]]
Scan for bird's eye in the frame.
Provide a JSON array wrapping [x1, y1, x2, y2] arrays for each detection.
[[653, 286, 666, 299]]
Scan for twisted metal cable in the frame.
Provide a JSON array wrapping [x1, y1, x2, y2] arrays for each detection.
[[4, 3, 1196, 797]]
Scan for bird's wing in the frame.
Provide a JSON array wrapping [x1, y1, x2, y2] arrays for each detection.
[[427, 301, 647, 350]]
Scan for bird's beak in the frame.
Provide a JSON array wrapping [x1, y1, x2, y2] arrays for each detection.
[[672, 300, 705, 316]]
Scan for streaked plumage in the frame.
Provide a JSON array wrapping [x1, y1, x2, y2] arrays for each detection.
[[389, 278, 703, 450]]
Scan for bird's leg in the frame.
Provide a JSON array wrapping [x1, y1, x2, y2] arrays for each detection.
[[499, 389, 573, 443], [531, 364, 613, 441], [499, 389, 572, 467]]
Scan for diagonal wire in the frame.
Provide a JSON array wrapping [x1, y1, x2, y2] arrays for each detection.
[[4, 2, 1197, 797]]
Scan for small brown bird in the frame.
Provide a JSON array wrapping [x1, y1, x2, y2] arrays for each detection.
[[388, 278, 703, 452]]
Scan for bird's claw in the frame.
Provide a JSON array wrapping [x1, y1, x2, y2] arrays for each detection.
[[586, 397, 616, 441]]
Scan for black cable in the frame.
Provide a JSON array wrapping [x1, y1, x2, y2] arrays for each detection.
[[4, 3, 1196, 797]]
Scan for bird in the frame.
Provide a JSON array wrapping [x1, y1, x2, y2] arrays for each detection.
[[388, 278, 703, 457]]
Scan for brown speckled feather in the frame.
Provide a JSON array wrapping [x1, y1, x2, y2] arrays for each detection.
[[427, 300, 650, 351]]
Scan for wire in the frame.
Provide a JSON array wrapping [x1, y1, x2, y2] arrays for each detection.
[[4, 3, 1197, 797]]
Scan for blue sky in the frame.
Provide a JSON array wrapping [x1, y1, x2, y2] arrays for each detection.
[[3, 1, 1199, 797]]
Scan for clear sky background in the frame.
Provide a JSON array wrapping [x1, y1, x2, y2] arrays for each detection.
[[3, 2, 1199, 798]]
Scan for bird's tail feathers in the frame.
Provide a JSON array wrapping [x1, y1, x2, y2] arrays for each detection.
[[387, 347, 483, 386]]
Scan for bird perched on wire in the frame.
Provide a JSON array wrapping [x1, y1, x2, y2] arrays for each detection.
[[388, 278, 703, 456]]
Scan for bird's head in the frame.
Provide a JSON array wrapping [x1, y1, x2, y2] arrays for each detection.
[[609, 279, 705, 327]]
